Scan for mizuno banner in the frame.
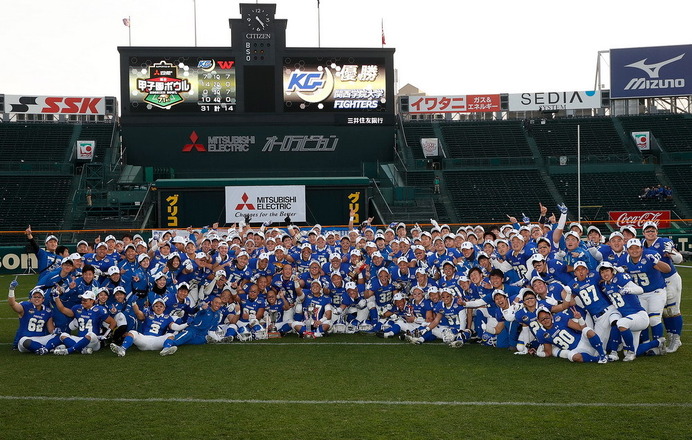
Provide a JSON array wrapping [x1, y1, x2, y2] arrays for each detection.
[[610, 44, 692, 99], [225, 185, 306, 223]]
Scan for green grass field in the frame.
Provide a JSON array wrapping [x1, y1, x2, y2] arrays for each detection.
[[1, 269, 691, 440]]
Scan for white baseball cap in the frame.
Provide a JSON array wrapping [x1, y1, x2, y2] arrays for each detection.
[[627, 238, 642, 248], [107, 266, 120, 275]]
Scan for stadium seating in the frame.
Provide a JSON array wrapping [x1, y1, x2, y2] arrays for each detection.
[[550, 171, 666, 217], [401, 121, 436, 160], [0, 123, 74, 162], [662, 164, 692, 205], [617, 114, 692, 153], [0, 175, 73, 244], [439, 121, 533, 159], [530, 117, 628, 158], [77, 124, 116, 162], [404, 171, 434, 192], [443, 169, 554, 223]]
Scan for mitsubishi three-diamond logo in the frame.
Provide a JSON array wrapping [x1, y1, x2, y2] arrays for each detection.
[[182, 131, 206, 152], [235, 193, 255, 210]]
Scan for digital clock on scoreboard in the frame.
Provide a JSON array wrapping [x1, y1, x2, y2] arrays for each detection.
[[126, 56, 237, 113]]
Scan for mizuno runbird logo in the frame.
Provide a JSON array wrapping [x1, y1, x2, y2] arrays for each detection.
[[625, 54, 685, 78]]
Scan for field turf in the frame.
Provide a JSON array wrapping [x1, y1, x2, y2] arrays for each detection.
[[1, 270, 691, 440]]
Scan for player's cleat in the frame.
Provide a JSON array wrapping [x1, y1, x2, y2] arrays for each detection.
[[110, 343, 126, 357], [597, 355, 608, 364], [221, 336, 235, 343], [159, 346, 177, 356], [657, 338, 667, 356], [53, 347, 69, 356], [205, 335, 219, 344], [623, 350, 636, 362], [409, 337, 423, 345], [448, 339, 464, 349], [667, 334, 682, 353], [375, 331, 385, 338], [607, 351, 619, 362], [81, 347, 93, 355], [35, 347, 49, 356]]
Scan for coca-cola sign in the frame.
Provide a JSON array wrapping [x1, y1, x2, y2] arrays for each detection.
[[609, 210, 671, 229]]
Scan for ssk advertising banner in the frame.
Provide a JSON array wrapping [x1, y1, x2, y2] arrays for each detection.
[[3, 95, 105, 115], [609, 210, 671, 229], [508, 91, 601, 111], [226, 185, 306, 223], [610, 44, 692, 99]]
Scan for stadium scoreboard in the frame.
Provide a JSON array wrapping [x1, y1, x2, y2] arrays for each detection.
[[118, 3, 396, 177], [126, 56, 237, 113]]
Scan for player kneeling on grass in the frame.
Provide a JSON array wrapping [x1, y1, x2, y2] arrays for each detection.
[[597, 262, 666, 361], [292, 280, 333, 338], [376, 292, 418, 339], [159, 296, 224, 356], [8, 280, 60, 355], [535, 307, 608, 363], [407, 288, 468, 348], [52, 289, 116, 355], [110, 298, 188, 356]]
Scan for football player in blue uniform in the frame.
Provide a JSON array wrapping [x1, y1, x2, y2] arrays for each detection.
[[535, 307, 608, 363], [52, 290, 116, 355], [236, 282, 268, 340], [365, 267, 398, 326], [292, 279, 333, 337], [25, 226, 60, 275], [408, 287, 466, 347], [109, 298, 187, 356], [569, 261, 622, 361], [9, 280, 57, 354], [159, 296, 225, 356], [641, 221, 684, 353], [83, 242, 117, 281], [597, 262, 665, 361], [623, 238, 670, 343], [335, 281, 369, 333], [562, 231, 598, 271]]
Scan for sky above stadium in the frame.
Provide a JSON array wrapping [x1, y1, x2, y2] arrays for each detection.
[[2, 0, 690, 100]]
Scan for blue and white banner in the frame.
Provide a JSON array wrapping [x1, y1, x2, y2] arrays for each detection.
[[610, 44, 692, 99]]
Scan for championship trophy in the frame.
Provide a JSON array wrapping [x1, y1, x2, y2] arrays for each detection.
[[304, 304, 315, 339], [267, 309, 281, 338]]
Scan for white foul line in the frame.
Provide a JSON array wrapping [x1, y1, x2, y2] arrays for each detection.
[[0, 395, 689, 408]]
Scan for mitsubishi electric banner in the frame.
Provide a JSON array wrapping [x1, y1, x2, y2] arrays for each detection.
[[225, 185, 306, 223], [610, 44, 692, 98]]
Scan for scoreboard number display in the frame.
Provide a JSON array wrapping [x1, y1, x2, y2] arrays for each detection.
[[126, 56, 237, 113]]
